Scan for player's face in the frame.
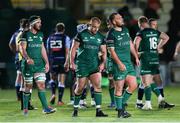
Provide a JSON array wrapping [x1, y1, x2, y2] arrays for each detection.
[[33, 19, 42, 31], [89, 21, 100, 34], [150, 21, 158, 30], [24, 24, 29, 31], [113, 14, 124, 27]]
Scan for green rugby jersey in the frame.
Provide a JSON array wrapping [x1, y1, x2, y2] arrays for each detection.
[[136, 28, 161, 64], [74, 29, 106, 64], [20, 31, 44, 60], [106, 27, 131, 63]]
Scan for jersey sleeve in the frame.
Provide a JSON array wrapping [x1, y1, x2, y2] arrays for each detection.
[[136, 31, 142, 38], [65, 36, 71, 49], [9, 33, 16, 45], [77, 24, 88, 33], [106, 31, 115, 48], [19, 32, 27, 43], [74, 33, 82, 43], [46, 36, 51, 51]]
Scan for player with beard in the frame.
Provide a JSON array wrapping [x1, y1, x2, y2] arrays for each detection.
[[19, 15, 56, 115], [107, 13, 139, 118]]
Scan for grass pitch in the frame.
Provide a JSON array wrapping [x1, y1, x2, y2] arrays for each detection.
[[0, 86, 180, 122]]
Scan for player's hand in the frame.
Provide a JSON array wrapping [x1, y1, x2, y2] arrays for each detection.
[[45, 63, 49, 73], [26, 58, 34, 65], [138, 52, 142, 58], [98, 63, 105, 72], [158, 48, 164, 54], [70, 62, 76, 71], [118, 63, 126, 72], [136, 58, 140, 66], [64, 62, 69, 72]]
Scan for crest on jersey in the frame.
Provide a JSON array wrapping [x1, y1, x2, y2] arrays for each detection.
[[40, 37, 43, 41], [28, 37, 33, 42]]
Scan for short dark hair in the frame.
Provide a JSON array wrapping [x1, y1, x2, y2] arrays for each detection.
[[108, 12, 119, 23], [138, 16, 148, 25], [149, 18, 157, 24], [56, 23, 65, 32], [29, 15, 41, 24], [90, 17, 101, 24], [20, 18, 29, 28]]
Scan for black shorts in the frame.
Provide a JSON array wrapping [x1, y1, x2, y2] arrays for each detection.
[[50, 60, 66, 74], [15, 59, 22, 72]]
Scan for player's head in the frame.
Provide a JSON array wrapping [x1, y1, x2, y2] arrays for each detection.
[[149, 18, 158, 30], [109, 12, 124, 27], [19, 18, 29, 31], [56, 22, 65, 33], [138, 16, 149, 29], [106, 19, 113, 29], [88, 17, 101, 34], [29, 15, 41, 31]]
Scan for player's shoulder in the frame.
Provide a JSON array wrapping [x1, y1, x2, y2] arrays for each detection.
[[20, 30, 29, 37], [107, 28, 114, 35], [122, 26, 129, 32], [79, 28, 88, 34], [77, 24, 88, 33], [97, 31, 105, 38], [37, 31, 43, 36]]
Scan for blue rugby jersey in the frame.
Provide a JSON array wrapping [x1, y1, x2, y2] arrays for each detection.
[[46, 32, 71, 61], [9, 28, 23, 61]]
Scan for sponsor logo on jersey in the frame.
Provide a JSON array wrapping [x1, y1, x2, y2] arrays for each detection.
[[90, 36, 95, 39], [28, 37, 33, 42], [97, 38, 101, 43], [83, 37, 89, 42], [117, 76, 123, 80]]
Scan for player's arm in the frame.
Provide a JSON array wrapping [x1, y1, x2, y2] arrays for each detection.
[[64, 36, 71, 72], [134, 36, 142, 58], [130, 40, 140, 66], [41, 42, 49, 73], [106, 31, 126, 71], [108, 47, 126, 71], [15, 31, 23, 52], [158, 32, 169, 50], [9, 34, 16, 54], [70, 39, 80, 70], [46, 37, 50, 55], [173, 41, 180, 60], [99, 44, 107, 72], [19, 37, 34, 65]]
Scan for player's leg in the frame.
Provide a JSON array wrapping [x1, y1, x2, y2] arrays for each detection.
[[67, 70, 76, 105], [154, 74, 164, 97], [136, 82, 144, 109], [135, 66, 144, 109], [89, 82, 95, 107], [15, 61, 22, 101], [57, 73, 66, 106], [35, 73, 56, 114], [79, 81, 88, 108], [22, 74, 33, 115], [153, 74, 175, 108], [124, 75, 137, 110], [89, 72, 108, 117], [72, 77, 87, 117], [141, 74, 153, 110], [49, 72, 57, 105], [108, 74, 115, 108], [114, 79, 131, 118]]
